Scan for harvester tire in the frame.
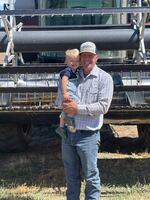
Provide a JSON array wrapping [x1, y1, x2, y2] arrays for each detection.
[[0, 123, 32, 153], [137, 124, 150, 149]]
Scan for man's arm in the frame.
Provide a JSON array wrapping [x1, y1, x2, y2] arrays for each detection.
[[63, 74, 113, 116], [78, 75, 114, 116]]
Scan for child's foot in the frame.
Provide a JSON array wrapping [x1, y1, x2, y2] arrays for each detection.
[[55, 127, 67, 139], [65, 117, 76, 133]]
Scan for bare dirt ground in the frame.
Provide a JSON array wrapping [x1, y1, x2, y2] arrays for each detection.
[[111, 125, 138, 138]]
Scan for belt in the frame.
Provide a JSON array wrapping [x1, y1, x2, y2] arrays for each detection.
[[79, 130, 99, 133]]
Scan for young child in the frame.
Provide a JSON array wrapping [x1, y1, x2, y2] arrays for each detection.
[[55, 49, 80, 138]]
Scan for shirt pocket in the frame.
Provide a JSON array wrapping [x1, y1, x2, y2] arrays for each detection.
[[86, 88, 98, 103]]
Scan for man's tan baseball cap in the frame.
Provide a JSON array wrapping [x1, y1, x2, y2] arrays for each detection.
[[80, 41, 96, 54]]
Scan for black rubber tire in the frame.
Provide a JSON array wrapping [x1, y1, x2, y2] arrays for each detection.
[[137, 124, 150, 148], [0, 123, 32, 153], [101, 125, 149, 153], [100, 124, 117, 152]]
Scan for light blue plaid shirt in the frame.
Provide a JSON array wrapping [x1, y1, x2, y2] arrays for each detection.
[[75, 65, 113, 130]]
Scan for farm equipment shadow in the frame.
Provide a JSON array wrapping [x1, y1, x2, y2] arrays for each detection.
[[0, 123, 149, 191], [0, 146, 150, 190], [98, 156, 150, 187], [101, 133, 149, 154], [100, 124, 150, 154]]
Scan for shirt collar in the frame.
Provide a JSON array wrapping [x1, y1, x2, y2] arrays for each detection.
[[79, 64, 99, 78]]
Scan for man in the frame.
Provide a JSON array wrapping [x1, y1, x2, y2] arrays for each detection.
[[62, 41, 113, 200]]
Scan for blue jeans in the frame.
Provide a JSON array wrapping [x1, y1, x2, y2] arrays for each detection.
[[62, 130, 100, 200]]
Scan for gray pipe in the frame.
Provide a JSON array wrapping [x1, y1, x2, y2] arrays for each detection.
[[0, 28, 150, 52]]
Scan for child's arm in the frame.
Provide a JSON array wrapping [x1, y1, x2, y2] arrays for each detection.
[[61, 75, 71, 101]]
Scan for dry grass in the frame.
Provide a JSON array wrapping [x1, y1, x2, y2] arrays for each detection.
[[99, 152, 150, 159], [0, 183, 149, 200], [0, 151, 149, 200], [0, 125, 149, 200]]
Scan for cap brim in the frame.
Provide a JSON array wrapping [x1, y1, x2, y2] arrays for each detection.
[[79, 50, 96, 55]]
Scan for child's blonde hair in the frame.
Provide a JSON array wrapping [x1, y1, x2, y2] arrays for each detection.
[[65, 49, 79, 59]]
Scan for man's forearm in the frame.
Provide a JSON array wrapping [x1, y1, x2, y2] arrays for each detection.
[[78, 100, 111, 116]]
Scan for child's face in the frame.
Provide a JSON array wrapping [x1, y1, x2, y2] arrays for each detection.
[[66, 56, 79, 70]]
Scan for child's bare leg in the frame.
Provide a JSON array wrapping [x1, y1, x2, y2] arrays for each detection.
[[60, 117, 65, 128]]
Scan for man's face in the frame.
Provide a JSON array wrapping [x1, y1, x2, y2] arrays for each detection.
[[80, 52, 98, 74]]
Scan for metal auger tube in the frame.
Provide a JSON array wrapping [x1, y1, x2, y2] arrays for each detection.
[[0, 28, 150, 52]]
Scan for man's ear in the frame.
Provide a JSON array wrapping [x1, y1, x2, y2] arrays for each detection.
[[95, 54, 100, 61]]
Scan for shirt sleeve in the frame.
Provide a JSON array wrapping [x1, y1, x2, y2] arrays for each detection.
[[77, 74, 114, 116], [60, 68, 72, 79]]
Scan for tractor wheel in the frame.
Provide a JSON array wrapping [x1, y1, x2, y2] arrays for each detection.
[[137, 124, 150, 149], [0, 123, 32, 153]]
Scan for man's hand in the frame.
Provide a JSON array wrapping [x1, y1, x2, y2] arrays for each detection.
[[63, 92, 72, 101], [62, 99, 78, 116]]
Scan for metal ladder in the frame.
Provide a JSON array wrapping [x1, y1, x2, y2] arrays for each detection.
[[0, 0, 24, 66]]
